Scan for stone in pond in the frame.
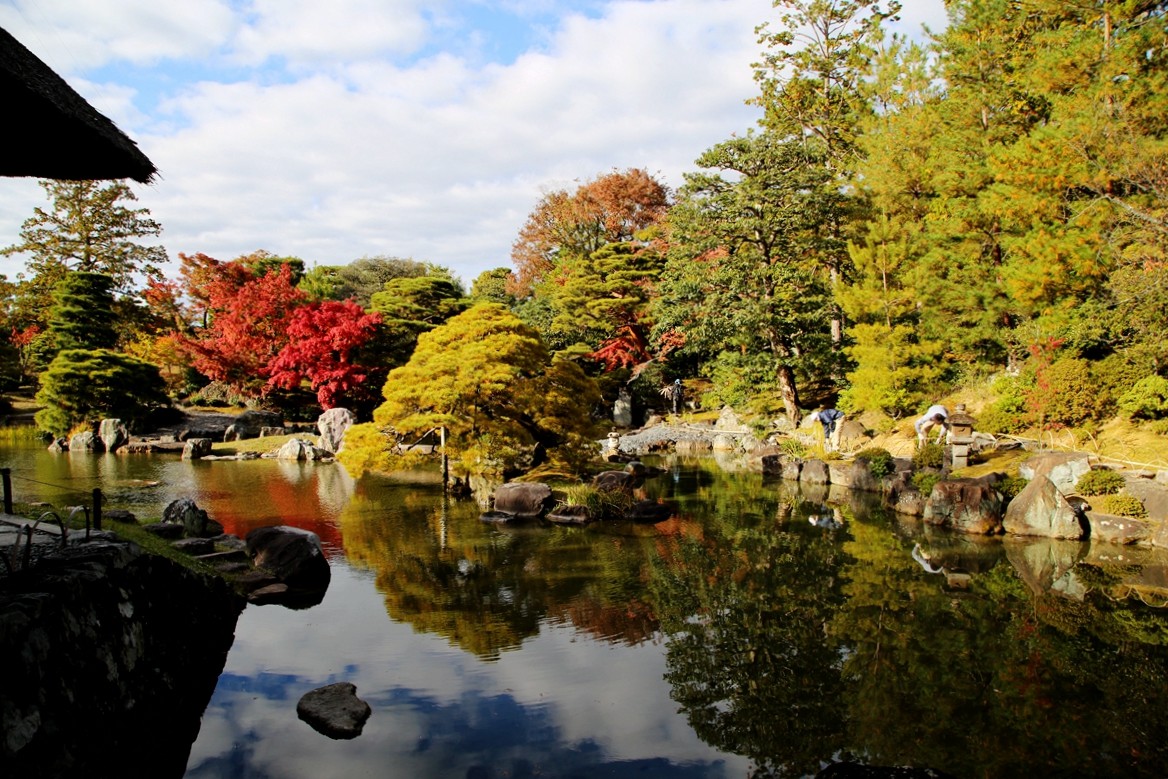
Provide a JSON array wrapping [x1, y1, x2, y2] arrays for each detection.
[[297, 682, 371, 739]]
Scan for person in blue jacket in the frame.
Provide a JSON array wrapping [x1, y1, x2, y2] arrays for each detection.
[[816, 408, 845, 451]]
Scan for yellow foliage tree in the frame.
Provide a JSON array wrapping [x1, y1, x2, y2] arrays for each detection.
[[339, 303, 600, 479]]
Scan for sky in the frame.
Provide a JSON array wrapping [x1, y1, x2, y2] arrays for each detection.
[[0, 0, 948, 287]]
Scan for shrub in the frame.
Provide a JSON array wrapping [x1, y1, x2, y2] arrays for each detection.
[[996, 476, 1028, 502], [1075, 468, 1125, 496], [912, 471, 942, 496], [779, 438, 808, 458], [1151, 419, 1168, 436], [34, 348, 169, 436], [1096, 494, 1147, 518], [912, 442, 945, 469], [976, 405, 1029, 435], [1036, 358, 1114, 427], [1094, 353, 1149, 398], [1118, 375, 1168, 420], [854, 447, 895, 478]]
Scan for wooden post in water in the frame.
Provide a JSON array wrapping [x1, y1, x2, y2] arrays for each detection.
[[440, 426, 449, 493], [92, 488, 102, 530], [1, 468, 12, 514]]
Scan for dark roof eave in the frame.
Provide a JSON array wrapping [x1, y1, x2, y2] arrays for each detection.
[[0, 26, 158, 183]]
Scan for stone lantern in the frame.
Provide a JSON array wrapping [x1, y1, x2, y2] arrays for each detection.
[[947, 403, 977, 468]]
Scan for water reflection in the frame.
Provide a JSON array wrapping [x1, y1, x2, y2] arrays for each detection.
[[7, 444, 1168, 776], [339, 486, 660, 658]]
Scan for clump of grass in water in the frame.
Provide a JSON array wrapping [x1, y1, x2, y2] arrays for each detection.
[[557, 484, 634, 520]]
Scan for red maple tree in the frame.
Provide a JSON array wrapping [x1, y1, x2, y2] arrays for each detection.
[[182, 264, 305, 396], [266, 300, 384, 409]]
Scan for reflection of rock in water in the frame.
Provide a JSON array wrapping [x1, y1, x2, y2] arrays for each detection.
[[1003, 537, 1089, 600], [0, 541, 244, 778]]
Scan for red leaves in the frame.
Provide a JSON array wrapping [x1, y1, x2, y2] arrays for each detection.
[[590, 325, 651, 371], [181, 264, 305, 395], [266, 300, 383, 409]]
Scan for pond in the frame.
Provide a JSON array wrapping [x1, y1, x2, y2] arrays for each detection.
[[4, 442, 1168, 777]]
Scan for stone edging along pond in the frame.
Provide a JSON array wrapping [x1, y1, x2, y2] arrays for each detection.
[[604, 422, 1168, 548]]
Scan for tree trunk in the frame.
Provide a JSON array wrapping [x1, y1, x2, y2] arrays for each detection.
[[777, 364, 801, 426]]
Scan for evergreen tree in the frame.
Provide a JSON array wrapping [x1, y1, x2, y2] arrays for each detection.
[[33, 272, 166, 435], [0, 180, 166, 322], [656, 133, 841, 423], [46, 272, 118, 352], [339, 304, 600, 479], [34, 349, 169, 436]]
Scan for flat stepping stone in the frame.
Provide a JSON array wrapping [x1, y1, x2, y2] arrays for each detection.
[[297, 682, 371, 739], [172, 537, 214, 556]]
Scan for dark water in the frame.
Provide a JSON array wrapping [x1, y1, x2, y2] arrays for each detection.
[[4, 443, 1168, 777]]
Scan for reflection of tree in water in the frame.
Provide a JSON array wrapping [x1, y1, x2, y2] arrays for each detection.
[[649, 506, 850, 777], [833, 513, 1168, 777], [339, 485, 661, 659]]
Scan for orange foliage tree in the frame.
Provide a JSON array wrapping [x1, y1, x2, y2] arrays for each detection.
[[508, 168, 670, 297]]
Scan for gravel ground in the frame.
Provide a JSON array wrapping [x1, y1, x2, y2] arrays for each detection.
[[603, 423, 749, 456]]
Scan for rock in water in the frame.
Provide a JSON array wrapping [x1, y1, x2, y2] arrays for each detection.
[[245, 525, 331, 593], [297, 682, 371, 739]]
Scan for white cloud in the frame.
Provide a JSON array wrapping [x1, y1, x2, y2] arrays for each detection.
[[231, 0, 433, 67], [1, 0, 947, 286], [0, 0, 237, 69]]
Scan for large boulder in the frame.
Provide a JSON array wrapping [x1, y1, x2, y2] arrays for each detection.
[[800, 459, 831, 485], [272, 438, 332, 461], [923, 478, 1004, 535], [836, 419, 868, 451], [1090, 513, 1153, 546], [592, 470, 637, 493], [98, 418, 128, 453], [246, 525, 331, 593], [1003, 476, 1088, 539], [162, 497, 223, 538], [223, 410, 284, 441], [715, 406, 746, 432], [297, 682, 371, 740], [613, 390, 633, 428], [827, 461, 880, 493], [317, 408, 355, 454], [1019, 452, 1091, 495], [492, 482, 553, 519], [69, 430, 103, 452], [181, 438, 213, 460]]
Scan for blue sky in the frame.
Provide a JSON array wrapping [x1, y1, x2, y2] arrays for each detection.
[[0, 0, 948, 286]]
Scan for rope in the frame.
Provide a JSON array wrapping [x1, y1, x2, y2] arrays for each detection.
[[4, 473, 95, 505]]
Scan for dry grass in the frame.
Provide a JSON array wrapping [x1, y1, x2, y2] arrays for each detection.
[[210, 433, 303, 456]]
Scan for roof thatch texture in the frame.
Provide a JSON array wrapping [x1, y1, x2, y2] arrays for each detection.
[[0, 26, 157, 183]]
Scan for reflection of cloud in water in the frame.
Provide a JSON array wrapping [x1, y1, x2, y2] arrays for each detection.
[[187, 564, 747, 777]]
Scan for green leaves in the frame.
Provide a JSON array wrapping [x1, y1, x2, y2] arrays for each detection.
[[34, 348, 168, 436], [341, 304, 600, 479]]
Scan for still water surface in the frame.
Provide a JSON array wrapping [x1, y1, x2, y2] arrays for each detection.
[[5, 444, 1168, 777]]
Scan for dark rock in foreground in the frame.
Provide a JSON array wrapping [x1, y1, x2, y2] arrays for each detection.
[[297, 682, 371, 739], [245, 525, 331, 607], [0, 540, 244, 777]]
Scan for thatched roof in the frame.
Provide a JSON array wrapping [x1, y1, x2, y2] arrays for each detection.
[[0, 26, 157, 183]]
